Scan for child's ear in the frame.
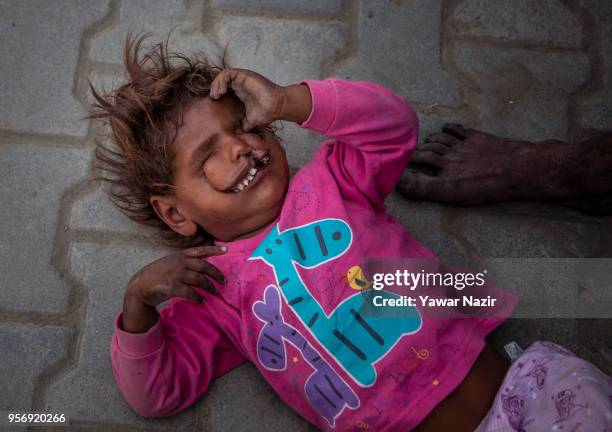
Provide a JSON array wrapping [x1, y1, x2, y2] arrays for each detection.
[[150, 195, 198, 237]]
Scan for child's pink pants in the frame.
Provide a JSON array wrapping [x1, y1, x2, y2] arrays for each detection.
[[476, 341, 612, 431]]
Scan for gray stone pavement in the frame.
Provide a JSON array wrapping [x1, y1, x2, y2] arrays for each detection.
[[1, 0, 611, 430]]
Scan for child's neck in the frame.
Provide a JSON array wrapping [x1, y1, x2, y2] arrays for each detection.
[[228, 214, 279, 242]]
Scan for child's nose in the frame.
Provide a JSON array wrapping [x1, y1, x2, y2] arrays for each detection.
[[223, 134, 253, 162]]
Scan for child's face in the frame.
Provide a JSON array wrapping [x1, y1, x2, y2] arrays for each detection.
[[156, 94, 290, 242]]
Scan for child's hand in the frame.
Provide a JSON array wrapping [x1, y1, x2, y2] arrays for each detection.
[[209, 68, 286, 130], [126, 245, 228, 307]]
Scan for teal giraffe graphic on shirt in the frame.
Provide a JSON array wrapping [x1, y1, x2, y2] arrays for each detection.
[[249, 218, 422, 387]]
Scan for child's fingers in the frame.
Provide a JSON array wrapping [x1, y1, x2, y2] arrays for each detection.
[[176, 282, 207, 303], [183, 245, 228, 258], [211, 69, 239, 99], [180, 272, 218, 295], [187, 259, 227, 284], [210, 70, 229, 99], [211, 68, 250, 99]]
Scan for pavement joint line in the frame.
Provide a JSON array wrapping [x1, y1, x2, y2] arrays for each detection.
[[65, 229, 161, 249], [202, 0, 225, 34], [491, 204, 605, 224], [204, 0, 348, 23], [208, 6, 346, 23], [440, 0, 596, 144], [320, 0, 361, 79], [562, 0, 608, 142], [86, 62, 125, 76], [29, 173, 99, 413], [440, 0, 479, 127], [412, 101, 472, 119], [0, 311, 71, 327], [446, 35, 588, 54], [71, 0, 122, 147], [0, 129, 90, 149]]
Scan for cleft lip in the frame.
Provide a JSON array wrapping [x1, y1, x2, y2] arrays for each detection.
[[254, 149, 271, 168], [226, 149, 271, 193], [251, 148, 270, 162]]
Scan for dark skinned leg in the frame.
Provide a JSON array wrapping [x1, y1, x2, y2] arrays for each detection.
[[397, 125, 612, 215], [412, 341, 509, 432]]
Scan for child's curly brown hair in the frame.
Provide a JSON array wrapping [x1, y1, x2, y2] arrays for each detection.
[[87, 33, 280, 249]]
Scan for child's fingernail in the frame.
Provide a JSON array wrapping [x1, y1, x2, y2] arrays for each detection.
[[220, 246, 227, 251]]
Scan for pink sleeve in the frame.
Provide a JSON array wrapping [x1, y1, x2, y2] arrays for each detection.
[[298, 78, 419, 211], [109, 298, 247, 418]]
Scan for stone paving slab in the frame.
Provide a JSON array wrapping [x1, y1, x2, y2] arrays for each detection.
[[0, 323, 69, 412], [201, 362, 314, 431], [0, 0, 109, 137], [451, 42, 590, 141], [331, 0, 463, 108], [210, 11, 348, 85], [45, 241, 192, 429], [89, 0, 220, 65], [0, 143, 91, 314], [384, 191, 466, 263], [448, 204, 604, 258], [69, 182, 151, 236]]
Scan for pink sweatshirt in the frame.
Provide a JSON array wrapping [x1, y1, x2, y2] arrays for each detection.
[[110, 78, 516, 430]]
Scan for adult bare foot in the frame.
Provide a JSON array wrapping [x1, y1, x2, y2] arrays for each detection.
[[397, 124, 612, 214]]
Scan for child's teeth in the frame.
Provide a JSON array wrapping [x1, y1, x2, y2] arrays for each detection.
[[234, 166, 262, 192]]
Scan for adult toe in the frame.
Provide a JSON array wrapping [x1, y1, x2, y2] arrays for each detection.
[[425, 132, 462, 147], [397, 171, 446, 200], [418, 141, 450, 155], [441, 123, 468, 140], [411, 149, 445, 167]]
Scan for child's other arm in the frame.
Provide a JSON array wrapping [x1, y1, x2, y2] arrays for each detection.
[[110, 247, 246, 418], [111, 300, 246, 418], [291, 78, 419, 210]]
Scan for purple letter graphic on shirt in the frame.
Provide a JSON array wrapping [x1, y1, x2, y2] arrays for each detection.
[[253, 285, 359, 428]]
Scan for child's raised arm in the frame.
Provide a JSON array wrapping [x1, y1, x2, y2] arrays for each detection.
[[296, 78, 419, 211], [209, 69, 418, 210]]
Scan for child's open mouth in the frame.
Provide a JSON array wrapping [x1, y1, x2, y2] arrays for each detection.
[[230, 152, 271, 193]]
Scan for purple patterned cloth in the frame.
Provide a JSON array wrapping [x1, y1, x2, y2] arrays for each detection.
[[476, 341, 612, 431]]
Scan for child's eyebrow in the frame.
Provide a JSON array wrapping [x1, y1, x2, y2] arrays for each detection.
[[190, 132, 219, 167]]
